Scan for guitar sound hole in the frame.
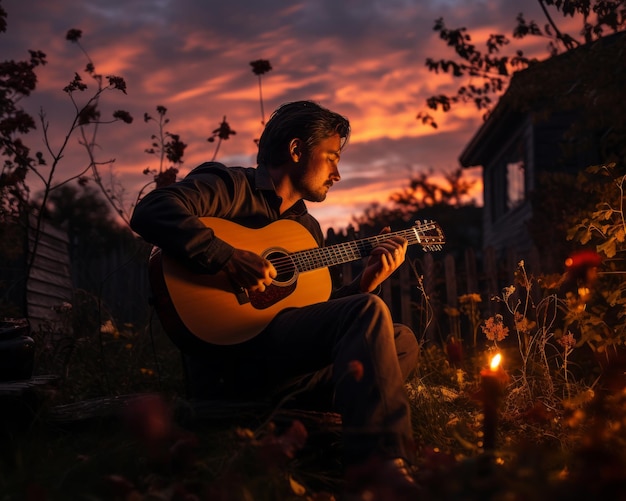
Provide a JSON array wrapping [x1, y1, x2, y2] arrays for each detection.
[[265, 249, 297, 286]]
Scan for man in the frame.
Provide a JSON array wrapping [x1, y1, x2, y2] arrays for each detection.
[[130, 100, 420, 497]]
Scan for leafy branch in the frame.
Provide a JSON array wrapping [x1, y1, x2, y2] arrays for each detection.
[[418, 0, 626, 128]]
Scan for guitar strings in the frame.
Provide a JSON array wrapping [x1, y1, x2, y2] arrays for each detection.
[[267, 226, 443, 274]]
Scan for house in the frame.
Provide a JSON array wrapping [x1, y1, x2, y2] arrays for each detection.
[[459, 31, 626, 272]]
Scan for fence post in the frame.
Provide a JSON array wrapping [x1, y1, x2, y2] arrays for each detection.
[[341, 262, 352, 286], [423, 253, 437, 342], [465, 247, 478, 294], [444, 254, 457, 308], [484, 246, 498, 314], [399, 263, 412, 326]]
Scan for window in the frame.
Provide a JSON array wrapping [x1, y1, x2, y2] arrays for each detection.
[[487, 135, 527, 223], [506, 160, 525, 210]]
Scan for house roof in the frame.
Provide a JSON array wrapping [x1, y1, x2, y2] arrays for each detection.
[[459, 31, 626, 168]]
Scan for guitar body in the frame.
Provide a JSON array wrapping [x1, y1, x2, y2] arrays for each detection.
[[151, 217, 332, 347]]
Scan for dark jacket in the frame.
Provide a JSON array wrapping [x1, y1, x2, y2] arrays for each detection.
[[130, 162, 324, 274]]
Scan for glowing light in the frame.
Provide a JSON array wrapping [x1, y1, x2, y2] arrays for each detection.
[[490, 353, 502, 371]]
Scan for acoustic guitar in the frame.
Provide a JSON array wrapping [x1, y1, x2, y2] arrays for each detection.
[[149, 217, 444, 350]]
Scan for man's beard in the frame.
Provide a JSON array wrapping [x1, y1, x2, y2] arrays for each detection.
[[303, 184, 330, 203]]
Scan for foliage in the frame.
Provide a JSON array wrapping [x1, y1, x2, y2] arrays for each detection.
[[0, 9, 46, 222], [567, 163, 626, 347], [351, 166, 480, 231], [32, 295, 183, 402]]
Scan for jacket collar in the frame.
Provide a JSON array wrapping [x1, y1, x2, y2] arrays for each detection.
[[255, 164, 309, 217]]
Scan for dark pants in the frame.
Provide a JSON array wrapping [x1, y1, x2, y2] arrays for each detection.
[[184, 293, 420, 464]]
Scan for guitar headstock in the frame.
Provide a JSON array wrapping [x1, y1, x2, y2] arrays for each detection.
[[413, 220, 445, 252]]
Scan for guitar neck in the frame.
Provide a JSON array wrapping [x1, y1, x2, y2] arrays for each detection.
[[290, 223, 439, 273]]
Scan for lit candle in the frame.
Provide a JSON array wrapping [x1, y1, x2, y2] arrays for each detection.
[[480, 353, 508, 452]]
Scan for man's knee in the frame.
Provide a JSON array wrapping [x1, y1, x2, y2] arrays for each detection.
[[394, 323, 420, 380], [356, 293, 393, 320]]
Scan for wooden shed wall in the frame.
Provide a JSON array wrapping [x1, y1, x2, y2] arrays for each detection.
[[26, 221, 73, 330]]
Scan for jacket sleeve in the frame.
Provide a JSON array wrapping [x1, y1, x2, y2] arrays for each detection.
[[130, 163, 237, 273]]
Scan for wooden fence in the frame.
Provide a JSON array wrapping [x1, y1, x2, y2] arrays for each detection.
[[372, 244, 547, 344], [65, 240, 551, 347], [13, 220, 554, 350]]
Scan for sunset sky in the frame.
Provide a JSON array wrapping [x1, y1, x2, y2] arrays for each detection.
[[3, 0, 570, 232]]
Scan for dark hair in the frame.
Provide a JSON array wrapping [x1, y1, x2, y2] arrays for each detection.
[[256, 100, 351, 167]]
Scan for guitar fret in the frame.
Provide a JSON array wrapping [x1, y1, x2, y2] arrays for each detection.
[[288, 220, 444, 273]]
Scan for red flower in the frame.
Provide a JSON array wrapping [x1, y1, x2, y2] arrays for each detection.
[[445, 336, 463, 366], [348, 360, 364, 382], [565, 250, 602, 270]]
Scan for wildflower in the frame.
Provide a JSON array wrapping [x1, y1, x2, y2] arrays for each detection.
[[107, 75, 127, 94], [250, 59, 272, 75], [565, 249, 602, 292], [348, 360, 364, 382], [66, 29, 82, 42], [207, 116, 236, 161], [63, 72, 88, 93], [459, 293, 481, 304], [445, 336, 464, 366], [514, 311, 535, 335], [502, 285, 516, 302], [164, 133, 186, 164], [112, 110, 133, 124], [481, 314, 509, 342], [565, 249, 602, 270], [100, 319, 119, 338], [558, 331, 576, 350], [207, 116, 236, 143], [154, 166, 178, 188], [443, 305, 460, 317]]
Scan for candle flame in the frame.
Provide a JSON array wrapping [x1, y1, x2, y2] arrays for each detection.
[[490, 353, 502, 371]]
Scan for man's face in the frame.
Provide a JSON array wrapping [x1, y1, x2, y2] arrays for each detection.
[[294, 133, 342, 203]]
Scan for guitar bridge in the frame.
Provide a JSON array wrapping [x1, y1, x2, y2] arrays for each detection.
[[234, 287, 250, 305]]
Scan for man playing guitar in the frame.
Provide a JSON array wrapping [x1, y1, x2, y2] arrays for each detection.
[[130, 100, 423, 498]]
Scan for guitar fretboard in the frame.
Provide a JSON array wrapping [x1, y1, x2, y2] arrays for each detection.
[[285, 222, 443, 273]]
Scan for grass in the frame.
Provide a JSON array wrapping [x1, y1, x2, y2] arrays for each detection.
[[2, 304, 626, 500]]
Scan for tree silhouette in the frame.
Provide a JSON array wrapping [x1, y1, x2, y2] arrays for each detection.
[[418, 0, 626, 128], [0, 6, 46, 221]]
